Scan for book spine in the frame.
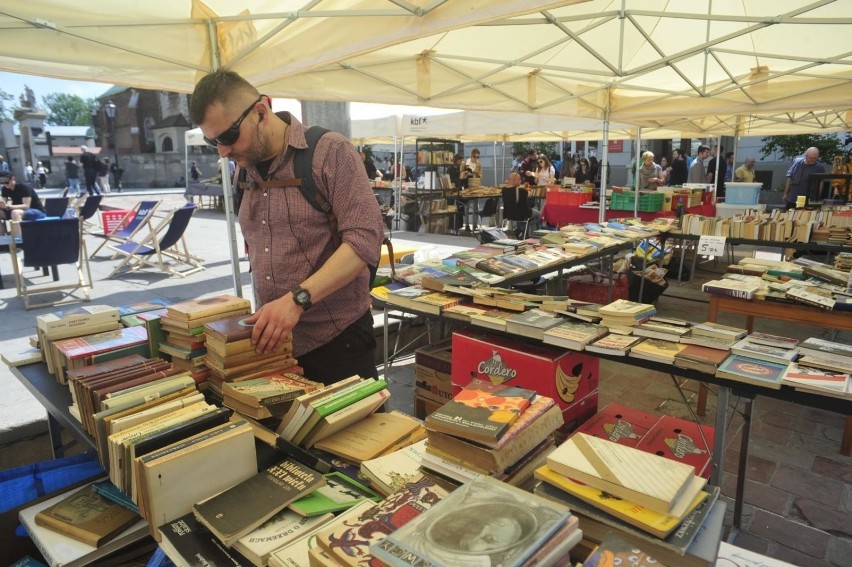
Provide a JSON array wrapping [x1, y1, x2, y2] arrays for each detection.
[[701, 283, 754, 299], [314, 380, 388, 417]]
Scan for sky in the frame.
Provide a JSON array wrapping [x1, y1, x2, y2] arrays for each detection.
[[0, 71, 458, 122]]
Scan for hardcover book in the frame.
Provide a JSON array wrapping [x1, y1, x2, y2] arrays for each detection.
[[715, 355, 788, 389], [192, 459, 326, 547], [584, 334, 643, 356], [34, 485, 140, 547], [166, 295, 252, 321], [370, 476, 570, 567], [730, 337, 798, 365], [424, 379, 537, 446], [504, 308, 563, 340], [316, 476, 448, 567], [673, 345, 731, 373], [203, 314, 255, 343], [223, 373, 317, 408], [798, 337, 852, 365]]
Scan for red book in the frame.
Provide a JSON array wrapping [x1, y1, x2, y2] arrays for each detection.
[[575, 403, 660, 448]]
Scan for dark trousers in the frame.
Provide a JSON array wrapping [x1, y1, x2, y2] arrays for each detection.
[[84, 169, 100, 196], [298, 310, 378, 385]]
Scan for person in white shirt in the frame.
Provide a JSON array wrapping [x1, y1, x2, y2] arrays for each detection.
[[534, 155, 556, 186]]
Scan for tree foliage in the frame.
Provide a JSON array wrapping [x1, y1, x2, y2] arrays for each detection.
[[0, 88, 13, 121], [512, 142, 559, 160], [760, 134, 844, 162], [43, 93, 96, 126]]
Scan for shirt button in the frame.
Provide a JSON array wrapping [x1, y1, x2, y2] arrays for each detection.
[[262, 220, 267, 225], [264, 247, 269, 252], [266, 275, 271, 280], [263, 192, 268, 197]]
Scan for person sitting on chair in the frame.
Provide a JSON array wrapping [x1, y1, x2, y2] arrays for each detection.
[[0, 175, 46, 237]]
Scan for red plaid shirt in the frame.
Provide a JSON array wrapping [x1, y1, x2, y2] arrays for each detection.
[[238, 113, 383, 357]]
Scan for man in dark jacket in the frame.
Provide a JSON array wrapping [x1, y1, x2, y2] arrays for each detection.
[[79, 145, 101, 196]]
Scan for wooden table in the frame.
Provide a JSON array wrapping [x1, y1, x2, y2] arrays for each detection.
[[704, 294, 852, 456]]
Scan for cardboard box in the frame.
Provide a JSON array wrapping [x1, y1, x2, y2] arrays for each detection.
[[414, 340, 453, 405], [575, 402, 661, 447], [561, 389, 599, 433], [636, 415, 715, 479], [101, 209, 133, 235], [451, 329, 600, 429], [414, 393, 444, 421]]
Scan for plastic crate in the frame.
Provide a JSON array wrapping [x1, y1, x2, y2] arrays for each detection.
[[611, 191, 664, 212], [725, 182, 761, 205]]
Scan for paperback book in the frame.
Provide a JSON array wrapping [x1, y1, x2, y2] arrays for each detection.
[[715, 355, 788, 389]]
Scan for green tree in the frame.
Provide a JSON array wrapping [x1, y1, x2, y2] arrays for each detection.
[[43, 93, 96, 126], [0, 88, 13, 121], [760, 134, 844, 162], [511, 142, 558, 159]]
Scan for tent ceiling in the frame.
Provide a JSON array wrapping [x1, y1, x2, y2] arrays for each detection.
[[1, 1, 850, 137]]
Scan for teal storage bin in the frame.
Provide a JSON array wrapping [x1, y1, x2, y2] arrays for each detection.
[[725, 183, 761, 204]]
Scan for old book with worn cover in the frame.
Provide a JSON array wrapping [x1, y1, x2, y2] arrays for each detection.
[[316, 476, 448, 567], [203, 313, 255, 343], [542, 320, 608, 351], [166, 294, 252, 321], [714, 355, 787, 389], [584, 334, 643, 357], [424, 378, 536, 446], [233, 509, 334, 567], [192, 459, 326, 547], [34, 485, 140, 547], [313, 411, 422, 462], [359, 439, 428, 496], [424, 397, 562, 473], [629, 338, 686, 364], [370, 476, 570, 567], [673, 345, 731, 374], [547, 432, 697, 514], [223, 373, 317, 408]]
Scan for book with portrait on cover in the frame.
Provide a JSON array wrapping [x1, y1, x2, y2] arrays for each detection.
[[370, 476, 571, 567]]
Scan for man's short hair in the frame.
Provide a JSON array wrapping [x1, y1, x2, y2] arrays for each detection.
[[190, 69, 259, 125], [697, 145, 710, 154]]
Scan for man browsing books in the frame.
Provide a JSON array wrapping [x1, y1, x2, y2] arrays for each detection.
[[190, 71, 384, 384]]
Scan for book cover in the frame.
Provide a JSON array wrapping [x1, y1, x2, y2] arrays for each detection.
[[424, 379, 537, 446], [223, 374, 314, 408], [583, 533, 669, 567], [37, 305, 119, 334], [54, 326, 148, 362], [301, 389, 392, 448], [542, 320, 608, 350], [630, 338, 686, 364], [359, 439, 428, 496], [34, 485, 140, 547], [780, 363, 851, 396], [598, 299, 655, 318], [371, 476, 570, 567], [409, 292, 466, 316], [674, 345, 730, 372], [585, 334, 643, 356], [715, 355, 788, 390], [234, 509, 335, 567], [799, 337, 852, 363], [730, 337, 798, 365], [203, 314, 255, 343], [312, 411, 421, 462], [690, 321, 747, 340], [166, 295, 252, 321], [504, 308, 563, 340], [385, 285, 433, 309], [288, 472, 381, 517], [117, 297, 174, 317], [547, 432, 696, 514], [192, 459, 326, 547], [316, 476, 448, 567], [158, 512, 253, 566], [745, 332, 800, 350]]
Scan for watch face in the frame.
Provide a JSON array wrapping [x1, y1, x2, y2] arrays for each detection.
[[295, 289, 311, 306]]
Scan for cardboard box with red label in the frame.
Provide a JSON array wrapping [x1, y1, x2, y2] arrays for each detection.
[[575, 403, 661, 448], [636, 415, 714, 479], [451, 329, 600, 431]]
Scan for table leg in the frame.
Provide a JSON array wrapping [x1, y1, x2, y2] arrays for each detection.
[[383, 304, 390, 378], [842, 416, 852, 457], [47, 413, 65, 459], [732, 398, 753, 532], [710, 386, 729, 487], [698, 295, 722, 416]]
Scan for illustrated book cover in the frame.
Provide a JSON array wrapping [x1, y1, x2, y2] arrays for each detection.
[[715, 355, 788, 389]]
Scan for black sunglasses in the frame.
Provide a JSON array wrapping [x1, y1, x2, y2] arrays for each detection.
[[204, 95, 264, 147]]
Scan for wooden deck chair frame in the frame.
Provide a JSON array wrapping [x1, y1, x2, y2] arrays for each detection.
[[106, 204, 205, 278], [90, 199, 161, 257], [9, 218, 93, 310]]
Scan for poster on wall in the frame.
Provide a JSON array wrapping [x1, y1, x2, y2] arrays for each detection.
[[608, 140, 624, 153]]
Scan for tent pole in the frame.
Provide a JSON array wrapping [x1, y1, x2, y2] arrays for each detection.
[[599, 111, 611, 224], [393, 136, 401, 231], [715, 135, 722, 201], [493, 141, 497, 186], [634, 127, 642, 217]]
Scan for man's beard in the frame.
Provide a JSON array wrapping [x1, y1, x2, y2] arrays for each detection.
[[234, 124, 269, 168]]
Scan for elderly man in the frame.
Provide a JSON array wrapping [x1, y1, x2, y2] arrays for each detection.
[[735, 157, 757, 182], [783, 147, 826, 209]]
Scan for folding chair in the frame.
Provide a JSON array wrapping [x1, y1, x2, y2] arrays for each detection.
[[9, 218, 92, 310], [90, 199, 160, 257], [501, 186, 533, 239], [43, 197, 70, 218], [78, 194, 104, 233], [106, 204, 205, 278]]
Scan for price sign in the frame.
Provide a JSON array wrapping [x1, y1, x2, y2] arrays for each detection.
[[697, 235, 726, 256]]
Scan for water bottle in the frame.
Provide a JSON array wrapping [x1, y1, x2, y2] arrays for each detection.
[[63, 207, 77, 219]]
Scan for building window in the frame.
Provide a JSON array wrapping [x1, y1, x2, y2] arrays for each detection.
[[143, 117, 155, 144], [161, 136, 174, 152]]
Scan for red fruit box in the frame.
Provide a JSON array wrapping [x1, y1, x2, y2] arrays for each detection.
[[635, 415, 715, 479], [575, 403, 661, 447], [451, 329, 600, 431]]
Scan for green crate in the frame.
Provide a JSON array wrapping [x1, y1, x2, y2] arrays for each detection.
[[610, 191, 664, 212]]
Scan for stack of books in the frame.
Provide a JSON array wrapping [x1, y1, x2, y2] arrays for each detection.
[[203, 313, 300, 399], [632, 317, 693, 342], [35, 305, 121, 383], [630, 337, 687, 364], [370, 476, 581, 567], [729, 333, 799, 365], [796, 337, 852, 374], [422, 379, 562, 488], [701, 278, 761, 300], [597, 299, 656, 329], [221, 372, 322, 420], [542, 319, 609, 351], [158, 295, 252, 391], [534, 432, 723, 567], [276, 375, 390, 448], [679, 321, 746, 350]]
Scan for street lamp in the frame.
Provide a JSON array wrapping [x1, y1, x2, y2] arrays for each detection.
[[103, 100, 121, 191]]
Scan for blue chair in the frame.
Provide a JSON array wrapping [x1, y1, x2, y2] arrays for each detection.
[[9, 218, 92, 309], [106, 204, 204, 278], [43, 197, 70, 218], [78, 194, 104, 233], [90, 199, 161, 257]]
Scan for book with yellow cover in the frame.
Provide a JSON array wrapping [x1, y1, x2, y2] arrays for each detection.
[[534, 464, 707, 538]]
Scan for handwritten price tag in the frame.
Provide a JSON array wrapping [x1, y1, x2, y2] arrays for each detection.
[[698, 235, 726, 256]]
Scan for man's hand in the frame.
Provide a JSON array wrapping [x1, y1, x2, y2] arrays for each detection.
[[243, 293, 303, 354]]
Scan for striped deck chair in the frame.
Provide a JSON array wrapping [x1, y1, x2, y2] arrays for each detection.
[[89, 199, 160, 257], [106, 204, 204, 278]]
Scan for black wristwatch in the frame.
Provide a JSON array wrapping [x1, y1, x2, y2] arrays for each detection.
[[292, 285, 313, 311]]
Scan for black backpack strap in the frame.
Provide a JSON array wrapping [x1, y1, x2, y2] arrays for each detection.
[[295, 126, 341, 247]]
